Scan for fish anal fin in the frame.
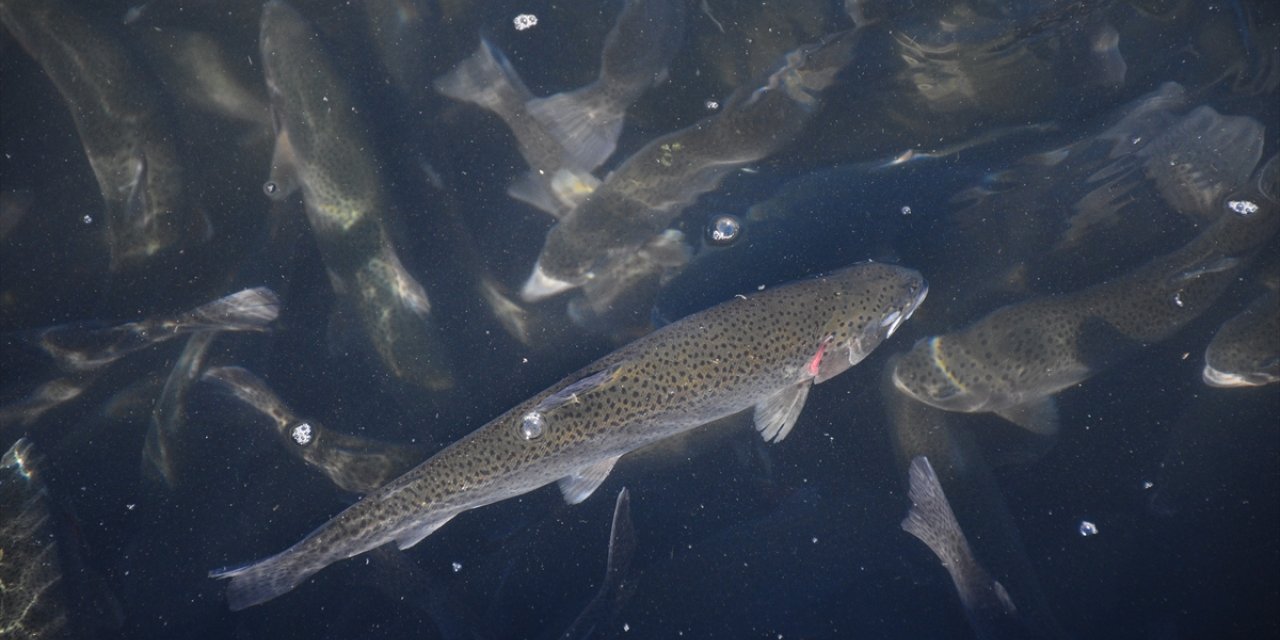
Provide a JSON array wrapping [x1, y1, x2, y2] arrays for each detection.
[[753, 380, 812, 443], [993, 398, 1059, 436], [559, 455, 621, 505], [393, 513, 456, 550]]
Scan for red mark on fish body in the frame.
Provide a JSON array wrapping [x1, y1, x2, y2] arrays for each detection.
[[807, 336, 833, 377]]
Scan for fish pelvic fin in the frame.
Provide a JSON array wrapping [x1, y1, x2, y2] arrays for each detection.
[[993, 398, 1060, 436], [393, 512, 457, 550], [558, 455, 622, 505], [753, 380, 812, 443], [184, 287, 282, 332]]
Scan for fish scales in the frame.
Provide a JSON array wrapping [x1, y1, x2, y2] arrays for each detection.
[[212, 262, 926, 610]]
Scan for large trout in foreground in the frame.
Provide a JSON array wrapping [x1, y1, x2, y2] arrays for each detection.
[[212, 262, 927, 610]]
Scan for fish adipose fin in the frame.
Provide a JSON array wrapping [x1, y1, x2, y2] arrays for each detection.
[[559, 455, 621, 504], [527, 88, 622, 171], [993, 398, 1059, 436], [753, 380, 812, 443]]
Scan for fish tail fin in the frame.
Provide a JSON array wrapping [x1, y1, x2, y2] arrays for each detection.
[[183, 287, 282, 332], [900, 456, 971, 573], [526, 87, 622, 170], [210, 543, 328, 611], [434, 37, 529, 117]]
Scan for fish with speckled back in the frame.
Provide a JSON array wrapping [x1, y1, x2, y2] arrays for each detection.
[[211, 261, 927, 610]]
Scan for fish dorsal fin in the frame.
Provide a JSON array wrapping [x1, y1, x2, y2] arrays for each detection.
[[558, 455, 621, 505], [393, 512, 457, 550], [994, 398, 1060, 436], [753, 380, 812, 443], [535, 364, 623, 414]]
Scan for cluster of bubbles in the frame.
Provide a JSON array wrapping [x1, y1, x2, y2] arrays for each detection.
[[513, 14, 538, 31], [290, 422, 314, 446]]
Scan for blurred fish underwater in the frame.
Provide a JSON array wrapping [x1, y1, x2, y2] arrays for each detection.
[[1, 0, 1277, 638]]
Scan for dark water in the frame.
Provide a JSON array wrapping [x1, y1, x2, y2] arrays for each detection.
[[1, 1, 1277, 638]]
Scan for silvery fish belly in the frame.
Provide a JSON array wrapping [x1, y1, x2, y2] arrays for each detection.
[[259, 0, 453, 391], [211, 262, 927, 610], [892, 155, 1280, 435]]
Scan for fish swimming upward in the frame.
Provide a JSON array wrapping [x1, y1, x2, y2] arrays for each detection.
[[260, 0, 453, 391], [212, 262, 927, 610]]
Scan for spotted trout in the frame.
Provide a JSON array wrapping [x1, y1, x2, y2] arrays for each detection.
[[212, 262, 927, 609]]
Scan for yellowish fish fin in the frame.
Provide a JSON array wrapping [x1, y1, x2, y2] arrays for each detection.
[[558, 455, 621, 505], [753, 380, 812, 443], [549, 168, 602, 208], [993, 398, 1059, 436]]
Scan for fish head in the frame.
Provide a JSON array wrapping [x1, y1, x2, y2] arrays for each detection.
[[891, 335, 992, 412], [812, 262, 927, 383]]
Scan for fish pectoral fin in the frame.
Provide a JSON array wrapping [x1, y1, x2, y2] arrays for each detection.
[[393, 513, 457, 550], [507, 171, 570, 219], [993, 398, 1060, 436], [536, 364, 624, 414], [265, 127, 300, 201], [558, 455, 621, 505], [752, 380, 812, 443]]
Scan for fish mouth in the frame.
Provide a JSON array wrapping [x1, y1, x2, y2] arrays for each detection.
[[885, 281, 929, 338], [520, 262, 578, 302], [1202, 364, 1276, 388]]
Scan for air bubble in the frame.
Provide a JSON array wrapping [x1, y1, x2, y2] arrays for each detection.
[[705, 214, 741, 246], [513, 13, 538, 31], [291, 422, 313, 446], [520, 411, 545, 440], [1228, 200, 1259, 216]]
